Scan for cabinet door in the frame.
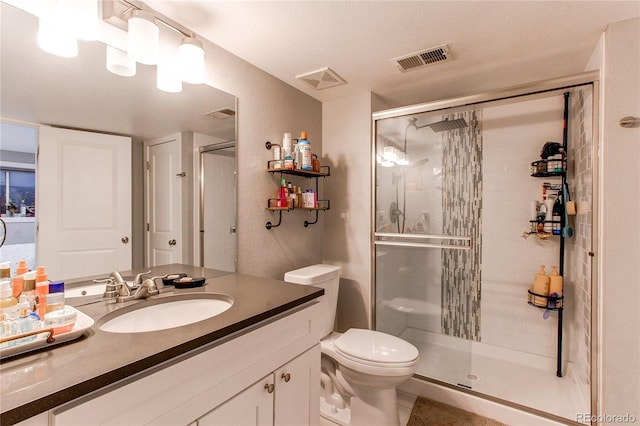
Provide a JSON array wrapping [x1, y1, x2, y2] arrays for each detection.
[[274, 345, 320, 426], [198, 374, 274, 426]]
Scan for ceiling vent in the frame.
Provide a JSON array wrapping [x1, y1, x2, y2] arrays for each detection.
[[296, 67, 346, 90], [205, 108, 236, 120], [392, 44, 452, 72]]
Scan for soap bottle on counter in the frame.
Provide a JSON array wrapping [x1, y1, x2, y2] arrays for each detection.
[[15, 259, 29, 276], [19, 271, 37, 314], [0, 261, 10, 279], [0, 279, 18, 310], [35, 266, 50, 319]]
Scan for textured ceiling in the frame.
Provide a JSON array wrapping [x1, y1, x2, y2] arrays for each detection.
[[150, 0, 640, 108]]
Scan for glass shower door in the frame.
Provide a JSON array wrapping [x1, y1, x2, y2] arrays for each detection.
[[373, 109, 480, 389]]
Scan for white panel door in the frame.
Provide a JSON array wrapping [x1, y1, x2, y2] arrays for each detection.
[[37, 126, 131, 280], [202, 147, 236, 271], [197, 374, 274, 426], [274, 345, 320, 426], [146, 136, 182, 267]]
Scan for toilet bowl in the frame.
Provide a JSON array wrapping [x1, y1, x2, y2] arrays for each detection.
[[284, 264, 419, 426]]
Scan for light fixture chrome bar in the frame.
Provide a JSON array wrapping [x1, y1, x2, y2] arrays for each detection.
[[119, 0, 194, 38]]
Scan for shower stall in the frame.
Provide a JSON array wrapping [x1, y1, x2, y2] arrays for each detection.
[[372, 76, 596, 422]]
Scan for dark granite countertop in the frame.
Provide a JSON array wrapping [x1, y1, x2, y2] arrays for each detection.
[[0, 264, 323, 425]]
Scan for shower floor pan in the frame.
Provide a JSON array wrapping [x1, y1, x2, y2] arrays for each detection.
[[401, 327, 589, 422]]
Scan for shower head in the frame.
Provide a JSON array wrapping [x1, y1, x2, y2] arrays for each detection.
[[413, 117, 468, 132], [427, 117, 468, 132]]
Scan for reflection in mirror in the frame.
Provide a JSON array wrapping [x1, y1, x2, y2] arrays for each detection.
[[0, 3, 237, 277], [200, 143, 237, 272]]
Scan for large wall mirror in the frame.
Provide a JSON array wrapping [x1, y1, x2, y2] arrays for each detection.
[[0, 2, 237, 279]]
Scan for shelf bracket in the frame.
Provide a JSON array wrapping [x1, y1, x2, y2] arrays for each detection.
[[266, 210, 283, 230], [304, 210, 319, 227]]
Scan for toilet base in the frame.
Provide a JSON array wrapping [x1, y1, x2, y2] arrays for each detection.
[[319, 387, 401, 426], [320, 396, 350, 425]]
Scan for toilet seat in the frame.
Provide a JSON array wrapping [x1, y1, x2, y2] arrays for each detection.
[[334, 329, 419, 367], [322, 329, 419, 377]]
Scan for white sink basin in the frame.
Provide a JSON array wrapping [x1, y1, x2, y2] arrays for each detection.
[[99, 294, 233, 333]]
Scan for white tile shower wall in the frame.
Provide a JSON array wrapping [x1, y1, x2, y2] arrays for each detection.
[[481, 96, 566, 359], [566, 87, 592, 401]]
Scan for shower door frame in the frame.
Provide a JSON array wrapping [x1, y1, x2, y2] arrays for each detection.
[[370, 71, 600, 421]]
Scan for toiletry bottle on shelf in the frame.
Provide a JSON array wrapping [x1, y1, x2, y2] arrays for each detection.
[[298, 131, 312, 171], [272, 143, 282, 168], [532, 265, 550, 306], [283, 132, 294, 169], [549, 266, 563, 297], [552, 198, 562, 235], [544, 197, 555, 233], [282, 133, 292, 158], [277, 177, 288, 208]]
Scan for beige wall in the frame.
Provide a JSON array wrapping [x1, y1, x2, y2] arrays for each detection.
[[322, 92, 374, 332], [598, 17, 640, 420], [199, 40, 323, 280]]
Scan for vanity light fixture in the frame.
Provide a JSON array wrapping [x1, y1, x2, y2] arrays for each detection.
[[127, 9, 159, 65], [106, 45, 136, 77], [179, 36, 205, 84], [58, 0, 100, 41], [37, 18, 78, 58]]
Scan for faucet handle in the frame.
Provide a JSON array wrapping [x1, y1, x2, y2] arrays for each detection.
[[134, 271, 152, 286]]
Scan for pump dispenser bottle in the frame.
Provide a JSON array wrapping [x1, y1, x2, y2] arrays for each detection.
[[532, 265, 550, 306], [549, 266, 563, 296]]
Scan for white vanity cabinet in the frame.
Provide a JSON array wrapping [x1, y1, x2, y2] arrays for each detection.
[[198, 345, 319, 426], [50, 303, 321, 426]]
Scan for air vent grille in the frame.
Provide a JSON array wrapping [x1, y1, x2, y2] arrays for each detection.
[[205, 108, 236, 120], [392, 44, 452, 72], [296, 67, 346, 90]]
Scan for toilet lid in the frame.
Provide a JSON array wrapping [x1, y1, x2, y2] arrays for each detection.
[[334, 329, 419, 365]]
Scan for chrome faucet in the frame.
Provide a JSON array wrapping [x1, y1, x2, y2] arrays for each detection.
[[94, 271, 166, 302]]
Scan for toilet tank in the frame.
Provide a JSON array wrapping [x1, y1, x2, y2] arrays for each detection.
[[284, 264, 341, 337]]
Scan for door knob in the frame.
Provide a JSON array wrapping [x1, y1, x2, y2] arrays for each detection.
[[121, 236, 129, 244], [264, 383, 275, 394], [168, 239, 177, 246], [281, 373, 291, 383]]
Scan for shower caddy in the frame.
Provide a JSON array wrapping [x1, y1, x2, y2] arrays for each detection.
[[526, 91, 571, 378], [264, 141, 330, 230]]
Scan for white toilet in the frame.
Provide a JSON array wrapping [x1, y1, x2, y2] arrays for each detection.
[[284, 264, 419, 426]]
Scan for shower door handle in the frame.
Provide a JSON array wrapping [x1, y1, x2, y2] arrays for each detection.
[[374, 232, 472, 250]]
